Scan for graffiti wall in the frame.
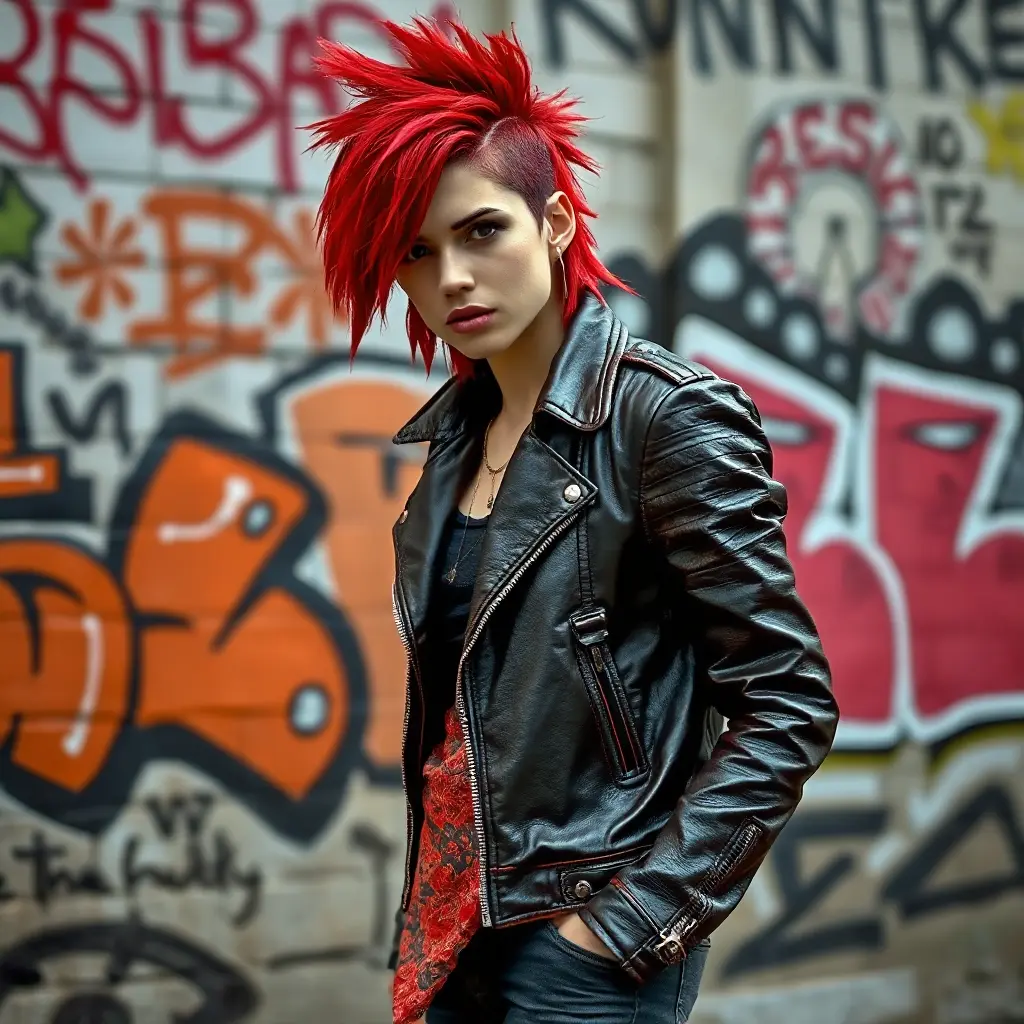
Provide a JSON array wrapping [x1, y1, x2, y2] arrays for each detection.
[[1, 0, 1022, 1021]]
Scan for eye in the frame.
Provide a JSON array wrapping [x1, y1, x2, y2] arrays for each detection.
[[405, 243, 430, 263], [468, 220, 502, 241]]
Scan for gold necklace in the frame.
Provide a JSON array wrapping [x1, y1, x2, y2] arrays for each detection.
[[481, 419, 511, 510]]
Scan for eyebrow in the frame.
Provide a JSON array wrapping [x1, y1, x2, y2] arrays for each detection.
[[415, 207, 501, 242]]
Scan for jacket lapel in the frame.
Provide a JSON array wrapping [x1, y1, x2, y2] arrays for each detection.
[[393, 428, 475, 639], [466, 427, 596, 634], [392, 293, 629, 639]]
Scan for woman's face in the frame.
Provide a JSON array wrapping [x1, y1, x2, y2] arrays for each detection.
[[395, 161, 570, 363]]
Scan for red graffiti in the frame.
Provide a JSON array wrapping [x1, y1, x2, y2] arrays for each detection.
[[701, 359, 898, 728], [0, 0, 456, 192], [696, 348, 1024, 739], [745, 99, 924, 340], [872, 384, 1024, 723]]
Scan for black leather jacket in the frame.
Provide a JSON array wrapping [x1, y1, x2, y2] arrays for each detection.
[[390, 295, 838, 982]]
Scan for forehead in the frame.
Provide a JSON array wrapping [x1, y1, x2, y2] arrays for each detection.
[[417, 162, 522, 234]]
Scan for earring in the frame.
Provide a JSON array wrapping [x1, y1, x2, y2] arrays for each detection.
[[555, 246, 567, 295]]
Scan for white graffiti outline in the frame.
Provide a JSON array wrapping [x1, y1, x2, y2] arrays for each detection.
[[62, 612, 103, 758], [156, 475, 253, 544]]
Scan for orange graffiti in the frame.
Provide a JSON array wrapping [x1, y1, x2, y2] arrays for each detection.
[[54, 198, 144, 322], [125, 436, 348, 799], [128, 192, 278, 377], [0, 349, 60, 500], [292, 377, 429, 768], [0, 423, 350, 809], [0, 540, 131, 792], [50, 190, 342, 379]]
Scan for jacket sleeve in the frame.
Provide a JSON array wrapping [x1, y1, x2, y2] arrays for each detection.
[[577, 372, 839, 984]]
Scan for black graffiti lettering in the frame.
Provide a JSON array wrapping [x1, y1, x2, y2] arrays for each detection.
[[722, 807, 888, 978], [950, 237, 993, 277], [0, 277, 98, 375], [918, 116, 964, 170], [121, 830, 263, 927], [350, 822, 397, 953], [635, 0, 678, 53], [540, 0, 639, 68], [0, 917, 259, 1022], [987, 0, 1024, 80], [913, 0, 985, 91], [883, 785, 1024, 919], [932, 182, 963, 231], [929, 183, 994, 277], [771, 0, 838, 75], [690, 0, 755, 74], [144, 792, 214, 840], [960, 184, 990, 233], [47, 381, 131, 457], [11, 832, 115, 909], [860, 0, 889, 88]]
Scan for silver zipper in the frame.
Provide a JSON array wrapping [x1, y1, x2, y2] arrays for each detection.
[[391, 582, 422, 910], [654, 821, 762, 962], [455, 504, 590, 928]]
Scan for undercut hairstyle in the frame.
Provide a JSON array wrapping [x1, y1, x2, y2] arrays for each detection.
[[308, 17, 632, 378]]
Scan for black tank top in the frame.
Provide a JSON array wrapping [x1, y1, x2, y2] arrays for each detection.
[[421, 509, 488, 759]]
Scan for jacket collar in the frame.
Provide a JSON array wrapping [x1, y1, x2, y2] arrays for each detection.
[[392, 293, 628, 445]]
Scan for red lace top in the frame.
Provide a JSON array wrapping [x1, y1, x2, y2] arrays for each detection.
[[392, 705, 482, 1024]]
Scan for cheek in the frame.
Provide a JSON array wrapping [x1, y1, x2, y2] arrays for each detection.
[[499, 244, 551, 304], [395, 271, 437, 320]]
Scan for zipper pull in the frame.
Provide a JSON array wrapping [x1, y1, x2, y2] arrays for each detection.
[[570, 607, 609, 647], [653, 916, 697, 964]]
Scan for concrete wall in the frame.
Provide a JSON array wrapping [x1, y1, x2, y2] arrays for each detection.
[[0, 1, 1021, 1021]]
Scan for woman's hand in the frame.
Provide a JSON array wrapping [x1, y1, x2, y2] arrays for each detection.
[[553, 912, 617, 960]]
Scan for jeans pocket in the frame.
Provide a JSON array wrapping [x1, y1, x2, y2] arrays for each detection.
[[543, 921, 623, 972], [675, 938, 711, 1023]]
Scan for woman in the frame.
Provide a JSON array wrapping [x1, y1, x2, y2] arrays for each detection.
[[310, 18, 839, 1024]]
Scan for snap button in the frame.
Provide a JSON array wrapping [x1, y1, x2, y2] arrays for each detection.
[[563, 483, 582, 503], [574, 879, 592, 900], [398, 509, 408, 524]]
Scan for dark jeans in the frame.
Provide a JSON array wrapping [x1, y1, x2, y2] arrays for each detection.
[[424, 919, 710, 1023]]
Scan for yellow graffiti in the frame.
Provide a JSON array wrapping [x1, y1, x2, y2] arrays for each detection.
[[967, 92, 1024, 183]]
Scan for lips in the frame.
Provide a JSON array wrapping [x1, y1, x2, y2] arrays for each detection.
[[447, 305, 494, 325]]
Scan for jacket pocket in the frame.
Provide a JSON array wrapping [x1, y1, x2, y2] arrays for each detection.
[[570, 607, 650, 783], [558, 845, 654, 905]]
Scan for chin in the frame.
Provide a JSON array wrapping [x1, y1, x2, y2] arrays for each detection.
[[444, 327, 518, 362]]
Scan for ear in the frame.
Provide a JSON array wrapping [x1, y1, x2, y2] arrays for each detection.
[[543, 191, 577, 255]]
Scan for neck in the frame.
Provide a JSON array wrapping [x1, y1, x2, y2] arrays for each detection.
[[485, 296, 566, 426]]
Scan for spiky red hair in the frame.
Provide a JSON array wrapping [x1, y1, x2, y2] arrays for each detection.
[[308, 17, 632, 378]]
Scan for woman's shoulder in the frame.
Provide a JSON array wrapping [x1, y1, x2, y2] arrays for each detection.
[[615, 337, 764, 441], [618, 337, 716, 390]]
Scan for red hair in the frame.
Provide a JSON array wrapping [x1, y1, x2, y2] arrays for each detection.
[[308, 17, 633, 378]]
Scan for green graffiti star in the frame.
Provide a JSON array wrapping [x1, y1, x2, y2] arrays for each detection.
[[0, 167, 48, 277]]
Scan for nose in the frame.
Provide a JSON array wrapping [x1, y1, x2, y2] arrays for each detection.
[[438, 247, 473, 296]]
